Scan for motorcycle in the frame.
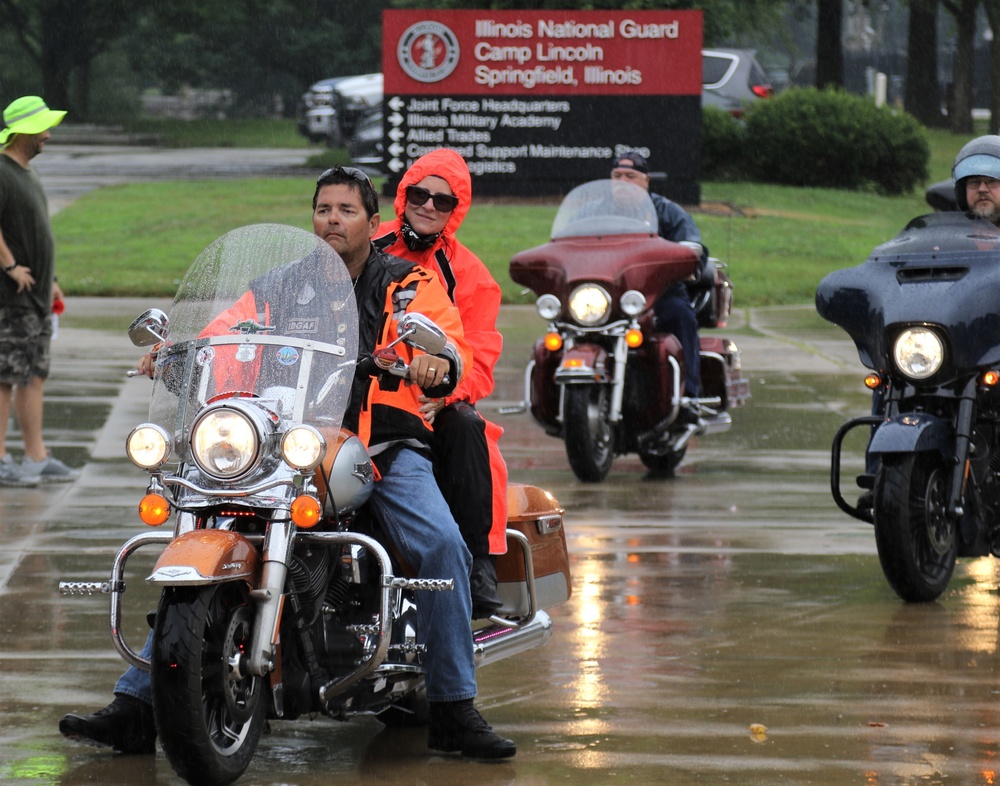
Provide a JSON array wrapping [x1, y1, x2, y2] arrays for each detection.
[[58, 224, 572, 785], [503, 179, 750, 482], [818, 212, 1000, 602]]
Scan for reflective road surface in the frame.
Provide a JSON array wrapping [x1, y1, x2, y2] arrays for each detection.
[[4, 296, 1000, 786]]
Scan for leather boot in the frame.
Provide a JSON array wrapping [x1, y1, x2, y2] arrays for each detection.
[[427, 699, 516, 759], [59, 694, 156, 754], [470, 555, 503, 619]]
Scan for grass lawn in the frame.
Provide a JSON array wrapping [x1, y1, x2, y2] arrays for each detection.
[[51, 123, 971, 306]]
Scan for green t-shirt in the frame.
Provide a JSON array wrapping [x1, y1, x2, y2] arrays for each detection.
[[0, 154, 54, 317]]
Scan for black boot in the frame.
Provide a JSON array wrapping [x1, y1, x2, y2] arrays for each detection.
[[428, 699, 516, 759], [59, 694, 156, 754], [471, 555, 503, 619]]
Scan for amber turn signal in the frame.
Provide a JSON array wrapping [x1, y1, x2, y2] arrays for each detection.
[[291, 495, 322, 528], [138, 493, 170, 526], [864, 373, 882, 390], [544, 332, 563, 352], [982, 370, 1000, 387], [625, 328, 643, 348]]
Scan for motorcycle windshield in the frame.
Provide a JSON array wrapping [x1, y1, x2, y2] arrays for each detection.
[[147, 224, 359, 452], [551, 180, 659, 239], [816, 212, 1000, 370]]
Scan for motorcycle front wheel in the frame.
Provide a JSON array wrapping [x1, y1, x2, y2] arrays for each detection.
[[152, 583, 265, 786], [873, 453, 957, 602], [564, 384, 614, 482]]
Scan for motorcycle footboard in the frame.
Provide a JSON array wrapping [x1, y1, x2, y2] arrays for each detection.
[[831, 415, 882, 524]]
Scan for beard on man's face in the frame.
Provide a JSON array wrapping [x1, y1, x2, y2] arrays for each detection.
[[971, 199, 1000, 225]]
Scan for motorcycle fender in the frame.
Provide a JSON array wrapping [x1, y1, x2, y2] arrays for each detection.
[[868, 413, 953, 457], [147, 529, 260, 586], [554, 343, 609, 384]]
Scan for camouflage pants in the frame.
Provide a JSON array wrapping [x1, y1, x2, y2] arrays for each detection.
[[0, 306, 51, 385]]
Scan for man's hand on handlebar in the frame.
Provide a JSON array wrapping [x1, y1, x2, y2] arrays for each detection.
[[408, 354, 450, 391]]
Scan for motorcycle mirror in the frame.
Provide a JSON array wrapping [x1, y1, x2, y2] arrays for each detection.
[[396, 313, 447, 355], [128, 309, 169, 347]]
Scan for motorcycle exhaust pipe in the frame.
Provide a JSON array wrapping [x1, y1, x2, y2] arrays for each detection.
[[472, 610, 553, 669]]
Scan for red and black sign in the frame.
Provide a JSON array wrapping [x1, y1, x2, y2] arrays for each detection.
[[382, 9, 704, 204]]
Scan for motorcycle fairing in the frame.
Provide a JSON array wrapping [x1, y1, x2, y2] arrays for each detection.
[[867, 412, 954, 458], [816, 213, 1000, 372], [147, 529, 260, 586]]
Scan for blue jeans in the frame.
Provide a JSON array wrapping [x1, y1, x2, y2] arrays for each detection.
[[654, 289, 701, 398], [114, 447, 476, 706], [369, 446, 476, 702]]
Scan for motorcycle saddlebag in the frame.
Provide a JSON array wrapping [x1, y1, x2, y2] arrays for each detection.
[[496, 483, 572, 617]]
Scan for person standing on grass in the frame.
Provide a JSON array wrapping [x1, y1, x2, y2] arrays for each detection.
[[0, 96, 79, 486]]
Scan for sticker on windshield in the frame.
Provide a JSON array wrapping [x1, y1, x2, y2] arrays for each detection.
[[276, 347, 300, 366], [196, 346, 216, 366], [236, 345, 257, 363]]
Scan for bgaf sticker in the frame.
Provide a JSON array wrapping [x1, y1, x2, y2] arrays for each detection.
[[287, 318, 318, 334], [276, 346, 300, 366], [397, 20, 460, 83], [196, 346, 216, 366]]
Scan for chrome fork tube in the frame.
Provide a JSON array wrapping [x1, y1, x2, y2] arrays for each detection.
[[608, 332, 628, 422], [247, 519, 294, 676]]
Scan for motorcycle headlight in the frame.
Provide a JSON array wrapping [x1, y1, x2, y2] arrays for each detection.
[[620, 289, 646, 318], [568, 284, 611, 326], [281, 426, 326, 472], [893, 327, 945, 380], [536, 294, 561, 321], [191, 407, 261, 479], [126, 424, 171, 470]]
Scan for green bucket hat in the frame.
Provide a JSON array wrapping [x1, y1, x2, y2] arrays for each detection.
[[0, 96, 67, 146]]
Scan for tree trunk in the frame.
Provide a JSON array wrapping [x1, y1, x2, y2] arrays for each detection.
[[907, 0, 945, 126], [984, 0, 1000, 132], [816, 0, 845, 88], [945, 0, 977, 134]]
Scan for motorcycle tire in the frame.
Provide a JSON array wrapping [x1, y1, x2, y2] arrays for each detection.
[[563, 384, 614, 482], [873, 453, 957, 602], [152, 583, 265, 786]]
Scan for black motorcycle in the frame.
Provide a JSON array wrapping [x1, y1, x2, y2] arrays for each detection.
[[817, 212, 1000, 602]]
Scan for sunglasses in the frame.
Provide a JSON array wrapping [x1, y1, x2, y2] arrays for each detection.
[[318, 165, 373, 187], [405, 185, 458, 213]]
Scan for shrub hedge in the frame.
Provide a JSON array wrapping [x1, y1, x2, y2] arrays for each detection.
[[701, 87, 930, 195]]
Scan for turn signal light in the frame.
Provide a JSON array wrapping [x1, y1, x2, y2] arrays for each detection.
[[291, 495, 322, 528], [983, 370, 1000, 387], [544, 332, 563, 352], [864, 373, 882, 390], [138, 493, 170, 526], [625, 328, 643, 348]]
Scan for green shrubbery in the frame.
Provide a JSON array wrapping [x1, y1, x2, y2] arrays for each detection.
[[701, 87, 930, 195]]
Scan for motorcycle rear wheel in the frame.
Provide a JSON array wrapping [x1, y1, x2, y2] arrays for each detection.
[[563, 384, 614, 482], [873, 453, 957, 602], [152, 583, 265, 786]]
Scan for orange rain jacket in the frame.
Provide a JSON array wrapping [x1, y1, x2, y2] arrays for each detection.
[[376, 149, 508, 553]]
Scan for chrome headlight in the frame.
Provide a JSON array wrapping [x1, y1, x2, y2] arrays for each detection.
[[536, 294, 561, 321], [893, 327, 945, 380], [191, 407, 261, 479], [281, 426, 326, 471], [568, 284, 611, 326], [620, 289, 646, 318], [126, 424, 171, 469]]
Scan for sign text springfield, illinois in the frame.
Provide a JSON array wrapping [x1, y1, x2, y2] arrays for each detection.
[[383, 9, 704, 201]]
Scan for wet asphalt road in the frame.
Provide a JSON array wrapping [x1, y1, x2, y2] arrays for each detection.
[[3, 148, 1000, 785]]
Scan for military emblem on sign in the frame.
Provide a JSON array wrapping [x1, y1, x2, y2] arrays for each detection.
[[397, 20, 460, 83]]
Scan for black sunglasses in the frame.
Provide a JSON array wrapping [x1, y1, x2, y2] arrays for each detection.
[[405, 185, 458, 213], [318, 165, 373, 187]]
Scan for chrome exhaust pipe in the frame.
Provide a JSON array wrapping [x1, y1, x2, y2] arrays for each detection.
[[472, 610, 553, 669]]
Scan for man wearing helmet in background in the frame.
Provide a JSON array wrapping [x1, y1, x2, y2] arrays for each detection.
[[952, 135, 1000, 226]]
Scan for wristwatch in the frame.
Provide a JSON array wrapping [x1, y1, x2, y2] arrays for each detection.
[[1, 261, 15, 273]]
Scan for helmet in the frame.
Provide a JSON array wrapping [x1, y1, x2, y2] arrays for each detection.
[[952, 135, 1000, 210]]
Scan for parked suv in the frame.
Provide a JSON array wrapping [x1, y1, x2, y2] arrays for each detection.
[[702, 48, 774, 117]]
